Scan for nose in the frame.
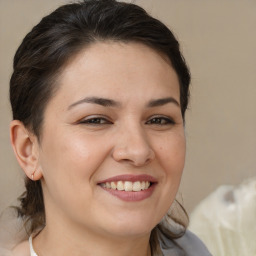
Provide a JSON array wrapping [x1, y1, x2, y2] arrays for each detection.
[[112, 125, 155, 166]]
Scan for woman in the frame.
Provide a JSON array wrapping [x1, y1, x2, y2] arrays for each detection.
[[6, 0, 211, 255]]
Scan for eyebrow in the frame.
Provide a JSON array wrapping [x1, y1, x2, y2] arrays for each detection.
[[146, 97, 180, 107], [67, 96, 180, 110], [68, 97, 121, 110]]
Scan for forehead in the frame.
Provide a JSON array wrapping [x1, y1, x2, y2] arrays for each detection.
[[48, 42, 180, 109]]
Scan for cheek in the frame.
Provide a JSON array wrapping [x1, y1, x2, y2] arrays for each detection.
[[158, 132, 186, 174], [39, 131, 102, 213], [41, 130, 94, 173], [157, 132, 186, 202], [39, 129, 112, 196], [148, 133, 185, 222]]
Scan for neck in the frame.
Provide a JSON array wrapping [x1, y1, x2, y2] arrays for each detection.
[[33, 220, 152, 256]]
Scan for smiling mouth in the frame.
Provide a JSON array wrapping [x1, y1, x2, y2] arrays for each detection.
[[97, 174, 157, 201], [99, 181, 152, 192]]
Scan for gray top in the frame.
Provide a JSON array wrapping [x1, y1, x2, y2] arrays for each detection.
[[159, 230, 212, 256]]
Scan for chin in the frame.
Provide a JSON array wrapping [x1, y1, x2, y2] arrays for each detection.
[[107, 224, 153, 239], [100, 213, 159, 238]]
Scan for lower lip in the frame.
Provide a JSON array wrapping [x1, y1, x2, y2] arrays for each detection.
[[100, 183, 156, 202]]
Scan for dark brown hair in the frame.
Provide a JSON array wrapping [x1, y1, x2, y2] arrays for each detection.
[[10, 0, 190, 252]]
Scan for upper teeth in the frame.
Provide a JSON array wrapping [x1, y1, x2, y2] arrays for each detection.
[[100, 181, 150, 191]]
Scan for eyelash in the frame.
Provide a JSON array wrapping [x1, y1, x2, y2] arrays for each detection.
[[79, 115, 175, 126], [146, 116, 175, 125], [79, 116, 111, 125]]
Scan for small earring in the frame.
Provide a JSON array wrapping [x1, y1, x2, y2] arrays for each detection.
[[31, 171, 36, 181]]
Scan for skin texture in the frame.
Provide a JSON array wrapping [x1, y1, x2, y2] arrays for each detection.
[[11, 42, 186, 256]]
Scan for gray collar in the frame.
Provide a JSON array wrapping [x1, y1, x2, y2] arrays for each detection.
[[159, 230, 212, 256]]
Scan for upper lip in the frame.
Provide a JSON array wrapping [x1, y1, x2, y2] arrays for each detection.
[[98, 174, 158, 184]]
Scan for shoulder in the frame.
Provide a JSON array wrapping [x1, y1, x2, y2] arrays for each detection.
[[174, 230, 212, 256], [157, 227, 212, 256], [11, 240, 30, 256]]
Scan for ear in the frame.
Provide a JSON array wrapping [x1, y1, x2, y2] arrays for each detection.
[[10, 120, 43, 181]]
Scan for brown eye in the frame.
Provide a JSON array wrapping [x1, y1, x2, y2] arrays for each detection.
[[146, 116, 175, 125], [80, 117, 112, 125]]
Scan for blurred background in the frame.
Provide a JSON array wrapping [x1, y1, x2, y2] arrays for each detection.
[[0, 0, 255, 215]]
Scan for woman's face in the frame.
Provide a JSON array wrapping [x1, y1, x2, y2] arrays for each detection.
[[37, 42, 186, 239]]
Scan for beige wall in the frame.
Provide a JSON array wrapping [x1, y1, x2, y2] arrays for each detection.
[[0, 0, 255, 213]]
